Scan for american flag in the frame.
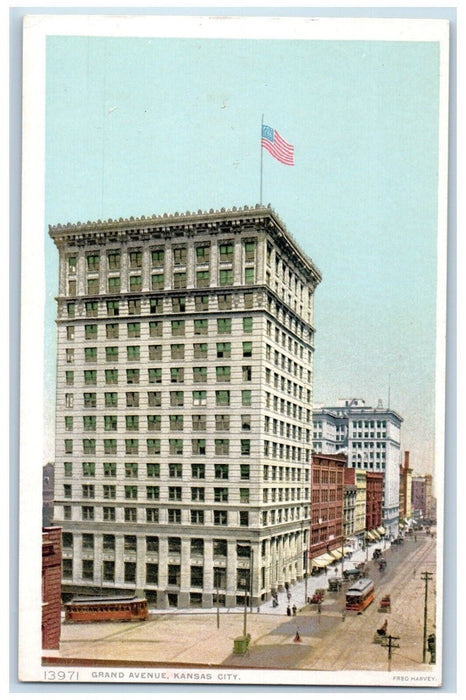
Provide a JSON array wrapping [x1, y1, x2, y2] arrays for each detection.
[[261, 125, 294, 166]]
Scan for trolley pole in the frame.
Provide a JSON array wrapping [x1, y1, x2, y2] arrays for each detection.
[[421, 571, 433, 663], [382, 635, 400, 671]]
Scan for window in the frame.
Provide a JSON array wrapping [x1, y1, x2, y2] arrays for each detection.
[[87, 253, 100, 271], [192, 390, 206, 406], [169, 463, 183, 478], [219, 269, 233, 286], [87, 278, 99, 295], [239, 511, 249, 526], [244, 240, 256, 261], [151, 273, 164, 290], [126, 415, 139, 431], [170, 391, 184, 407], [217, 318, 231, 334], [194, 320, 208, 336], [66, 302, 75, 317], [243, 317, 253, 333], [171, 367, 184, 383], [82, 462, 95, 476], [196, 245, 210, 263], [125, 562, 136, 583], [216, 342, 231, 359], [168, 509, 181, 524], [241, 390, 251, 406], [150, 298, 162, 314], [104, 439, 117, 455], [149, 321, 163, 337], [105, 369, 118, 384], [215, 464, 229, 480], [82, 415, 96, 431], [215, 414, 229, 431], [124, 507, 137, 522], [216, 390, 230, 406], [241, 439, 251, 456], [129, 249, 142, 269], [194, 342, 208, 358], [172, 296, 186, 313], [68, 255, 77, 273], [215, 439, 229, 455], [152, 249, 164, 266], [191, 566, 204, 587], [218, 294, 232, 310], [107, 250, 120, 270], [148, 391, 161, 407], [146, 563, 158, 584], [173, 272, 186, 289], [219, 243, 233, 262], [127, 322, 140, 338], [66, 348, 74, 364], [196, 270, 209, 288], [193, 366, 207, 383], [216, 366, 231, 382], [146, 463, 160, 478], [169, 439, 183, 455], [83, 392, 96, 407], [103, 485, 116, 499], [169, 415, 184, 431], [192, 439, 206, 455], [191, 463, 205, 479], [168, 564, 181, 585], [130, 273, 142, 289], [65, 416, 73, 431], [241, 415, 251, 431], [68, 279, 77, 296], [85, 301, 98, 317], [170, 344, 184, 360], [214, 487, 228, 502], [240, 464, 250, 480], [106, 323, 119, 339], [240, 488, 250, 503], [147, 415, 161, 431], [173, 247, 187, 265], [108, 276, 120, 293], [192, 415, 206, 431], [63, 505, 72, 520], [66, 326, 75, 341], [82, 560, 94, 580], [127, 345, 140, 361], [147, 438, 160, 455], [65, 371, 74, 386], [214, 510, 227, 525], [191, 487, 205, 502], [171, 320, 185, 336], [244, 267, 255, 284], [126, 391, 139, 407], [83, 439, 95, 455], [125, 439, 139, 455], [126, 368, 140, 384], [106, 300, 119, 316], [195, 295, 209, 311], [64, 484, 72, 498], [128, 299, 141, 315], [125, 485, 138, 500], [105, 346, 118, 362], [148, 368, 162, 384], [243, 341, 252, 358], [104, 415, 117, 431], [103, 506, 115, 521], [64, 462, 72, 476], [84, 370, 97, 385], [82, 506, 94, 521], [146, 485, 159, 500], [242, 366, 252, 381]]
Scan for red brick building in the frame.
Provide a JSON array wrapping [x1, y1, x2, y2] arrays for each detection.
[[42, 527, 62, 650], [309, 454, 345, 568], [365, 471, 384, 531]]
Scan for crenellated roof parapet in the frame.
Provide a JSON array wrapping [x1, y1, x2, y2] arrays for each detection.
[[49, 203, 322, 287]]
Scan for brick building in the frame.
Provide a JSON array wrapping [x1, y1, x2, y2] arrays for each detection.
[[309, 454, 345, 570], [42, 527, 62, 650], [365, 471, 384, 541]]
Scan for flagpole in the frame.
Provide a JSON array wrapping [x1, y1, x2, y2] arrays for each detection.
[[260, 114, 264, 205]]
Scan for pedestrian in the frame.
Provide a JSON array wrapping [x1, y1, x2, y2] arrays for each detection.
[[317, 601, 322, 614], [334, 566, 338, 575], [292, 604, 297, 616], [286, 605, 291, 617], [341, 608, 346, 621], [287, 591, 291, 601]]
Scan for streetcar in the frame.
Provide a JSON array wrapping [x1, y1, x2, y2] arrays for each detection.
[[345, 577, 375, 612], [64, 595, 148, 623]]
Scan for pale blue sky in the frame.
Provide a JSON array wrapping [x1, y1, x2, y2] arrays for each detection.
[[45, 35, 440, 472]]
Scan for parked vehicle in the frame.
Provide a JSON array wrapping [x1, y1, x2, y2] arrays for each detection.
[[343, 568, 363, 581], [309, 588, 326, 604], [328, 577, 343, 592]]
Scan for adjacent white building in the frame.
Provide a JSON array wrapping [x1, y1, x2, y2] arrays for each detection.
[[50, 205, 322, 607], [313, 398, 402, 537]]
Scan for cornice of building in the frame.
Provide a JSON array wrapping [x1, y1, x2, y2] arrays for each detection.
[[313, 405, 403, 423], [49, 203, 322, 286]]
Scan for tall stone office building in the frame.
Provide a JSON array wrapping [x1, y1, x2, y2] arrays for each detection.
[[50, 205, 321, 608]]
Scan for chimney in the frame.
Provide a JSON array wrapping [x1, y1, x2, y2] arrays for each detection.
[[404, 451, 410, 469]]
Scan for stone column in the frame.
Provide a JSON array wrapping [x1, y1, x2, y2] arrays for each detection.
[[120, 244, 129, 293], [114, 535, 124, 587], [255, 234, 266, 285], [142, 246, 151, 292], [225, 539, 237, 607], [58, 245, 67, 297], [136, 534, 146, 592], [157, 537, 168, 609], [164, 244, 173, 291], [202, 539, 214, 608], [178, 538, 191, 608], [99, 248, 108, 294], [209, 239, 218, 287], [233, 237, 242, 285], [77, 249, 86, 296], [186, 239, 195, 289]]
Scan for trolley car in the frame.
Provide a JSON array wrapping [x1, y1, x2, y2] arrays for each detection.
[[64, 595, 148, 623], [345, 578, 375, 612]]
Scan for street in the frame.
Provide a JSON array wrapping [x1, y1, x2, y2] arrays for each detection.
[[48, 532, 438, 676]]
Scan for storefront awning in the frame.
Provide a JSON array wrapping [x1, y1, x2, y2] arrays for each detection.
[[311, 555, 330, 568], [365, 531, 375, 541], [370, 530, 381, 540], [329, 549, 343, 561], [377, 526, 386, 535]]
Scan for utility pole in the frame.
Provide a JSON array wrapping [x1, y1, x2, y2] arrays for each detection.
[[381, 634, 400, 671], [421, 571, 434, 663]]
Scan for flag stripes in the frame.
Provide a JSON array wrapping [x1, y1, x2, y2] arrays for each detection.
[[261, 125, 294, 166]]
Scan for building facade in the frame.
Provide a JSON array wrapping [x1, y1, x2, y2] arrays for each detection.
[[344, 467, 367, 550], [313, 398, 402, 537], [50, 205, 321, 607], [42, 527, 62, 650], [309, 454, 345, 570], [365, 471, 384, 534], [399, 450, 413, 523]]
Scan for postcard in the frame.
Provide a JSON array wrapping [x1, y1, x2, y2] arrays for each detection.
[[18, 11, 450, 689]]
